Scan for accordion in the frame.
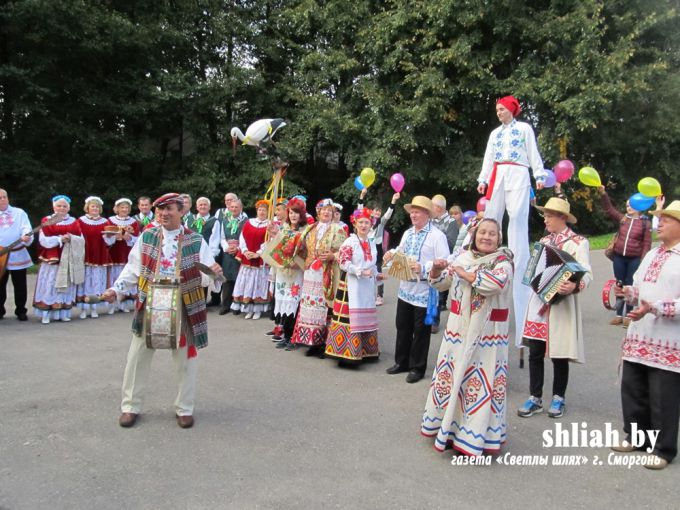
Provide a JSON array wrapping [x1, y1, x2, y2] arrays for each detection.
[[522, 242, 587, 305]]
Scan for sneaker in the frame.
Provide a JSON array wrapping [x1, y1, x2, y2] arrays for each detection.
[[548, 395, 566, 418], [108, 306, 115, 315], [609, 316, 623, 326], [252, 312, 261, 320], [41, 313, 50, 325], [375, 296, 384, 306], [517, 396, 543, 417], [79, 310, 87, 320], [91, 310, 99, 319], [244, 312, 253, 320]]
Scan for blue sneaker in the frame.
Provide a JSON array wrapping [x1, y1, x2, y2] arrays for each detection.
[[517, 396, 543, 417], [548, 395, 566, 418]]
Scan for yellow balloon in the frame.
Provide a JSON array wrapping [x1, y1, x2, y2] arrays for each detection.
[[638, 177, 661, 198], [360, 167, 376, 188], [578, 166, 601, 187]]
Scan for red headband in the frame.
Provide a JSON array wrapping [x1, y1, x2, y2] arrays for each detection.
[[497, 95, 521, 117]]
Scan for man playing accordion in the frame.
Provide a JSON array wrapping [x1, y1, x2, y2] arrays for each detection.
[[517, 197, 592, 420]]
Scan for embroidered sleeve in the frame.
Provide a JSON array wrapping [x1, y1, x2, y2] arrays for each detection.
[[472, 262, 512, 296], [650, 299, 678, 319], [428, 268, 454, 292]]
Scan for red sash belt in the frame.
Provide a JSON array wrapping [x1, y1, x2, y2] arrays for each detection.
[[450, 299, 508, 321], [485, 161, 526, 201]]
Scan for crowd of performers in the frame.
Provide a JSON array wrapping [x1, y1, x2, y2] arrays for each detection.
[[1, 97, 678, 469]]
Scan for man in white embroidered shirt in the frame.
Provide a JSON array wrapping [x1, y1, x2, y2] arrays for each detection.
[[613, 200, 680, 470], [477, 95, 546, 349], [383, 196, 449, 383]]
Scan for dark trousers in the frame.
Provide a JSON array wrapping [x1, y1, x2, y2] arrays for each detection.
[[395, 298, 431, 374], [220, 280, 236, 311], [621, 360, 680, 462], [527, 339, 569, 399], [0, 268, 28, 317], [281, 312, 297, 340], [376, 244, 384, 297], [612, 254, 641, 316]]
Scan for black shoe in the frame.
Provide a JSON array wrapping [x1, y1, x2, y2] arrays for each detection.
[[275, 338, 288, 349], [385, 364, 408, 375], [16, 313, 28, 322], [406, 370, 424, 383], [284, 342, 297, 351], [232, 309, 241, 316], [305, 345, 325, 358], [218, 308, 230, 316]]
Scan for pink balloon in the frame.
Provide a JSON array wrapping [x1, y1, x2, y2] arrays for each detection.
[[476, 197, 487, 213], [390, 173, 405, 192], [543, 169, 556, 188], [554, 160, 575, 183]]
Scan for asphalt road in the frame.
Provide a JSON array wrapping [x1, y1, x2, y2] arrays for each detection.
[[0, 249, 676, 509]]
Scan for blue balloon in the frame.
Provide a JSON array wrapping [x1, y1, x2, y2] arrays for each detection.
[[462, 210, 477, 225], [529, 187, 536, 200], [354, 176, 365, 191], [629, 192, 655, 212]]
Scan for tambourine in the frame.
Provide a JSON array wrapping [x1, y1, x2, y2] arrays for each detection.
[[602, 279, 618, 310]]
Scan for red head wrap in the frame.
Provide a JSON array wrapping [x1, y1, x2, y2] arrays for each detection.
[[350, 208, 373, 225], [497, 96, 521, 117], [287, 198, 307, 217]]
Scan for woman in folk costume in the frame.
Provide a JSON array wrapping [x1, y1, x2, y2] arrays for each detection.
[[517, 197, 592, 419], [264, 198, 307, 350], [325, 208, 380, 364], [291, 199, 347, 356], [76, 196, 115, 318], [231, 199, 271, 319], [108, 198, 140, 313], [421, 218, 514, 456], [33, 195, 84, 324]]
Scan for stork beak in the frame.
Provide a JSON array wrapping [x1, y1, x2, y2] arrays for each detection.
[[242, 136, 250, 145], [231, 136, 237, 156]]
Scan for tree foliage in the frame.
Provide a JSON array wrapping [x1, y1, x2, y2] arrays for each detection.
[[1, 0, 678, 234]]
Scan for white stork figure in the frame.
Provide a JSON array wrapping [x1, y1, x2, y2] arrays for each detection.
[[230, 118, 286, 148]]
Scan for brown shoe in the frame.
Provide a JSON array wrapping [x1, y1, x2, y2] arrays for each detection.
[[622, 318, 631, 328], [119, 412, 138, 428], [609, 316, 623, 326], [643, 454, 669, 470], [176, 414, 194, 429]]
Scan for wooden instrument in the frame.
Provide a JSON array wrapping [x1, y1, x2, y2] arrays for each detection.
[[0, 213, 64, 280]]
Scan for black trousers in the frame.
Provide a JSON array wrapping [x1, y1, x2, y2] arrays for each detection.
[[394, 298, 431, 374], [527, 339, 569, 399], [281, 312, 297, 340], [376, 244, 384, 297], [220, 280, 236, 311], [0, 268, 28, 317], [621, 360, 680, 462]]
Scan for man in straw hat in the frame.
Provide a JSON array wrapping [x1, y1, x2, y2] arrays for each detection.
[[611, 200, 680, 470], [477, 95, 547, 350], [382, 196, 449, 383], [517, 197, 592, 420], [102, 193, 223, 429]]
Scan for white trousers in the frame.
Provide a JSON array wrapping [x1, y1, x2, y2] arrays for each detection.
[[484, 172, 531, 347], [120, 335, 197, 416]]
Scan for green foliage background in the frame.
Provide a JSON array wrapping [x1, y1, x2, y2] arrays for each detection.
[[1, 0, 678, 234]]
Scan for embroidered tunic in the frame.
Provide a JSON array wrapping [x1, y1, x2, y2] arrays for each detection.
[[622, 244, 680, 373], [422, 248, 514, 456], [0, 205, 33, 270], [325, 234, 379, 361], [522, 227, 592, 362], [392, 222, 450, 308]]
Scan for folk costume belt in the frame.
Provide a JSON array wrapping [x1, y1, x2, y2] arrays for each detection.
[[450, 299, 508, 322], [485, 161, 526, 201]]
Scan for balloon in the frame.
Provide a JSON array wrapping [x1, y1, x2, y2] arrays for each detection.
[[554, 160, 575, 183], [354, 176, 365, 191], [637, 177, 661, 198], [629, 193, 655, 212], [462, 210, 476, 225], [476, 197, 487, 213], [390, 172, 405, 193], [529, 187, 536, 200], [360, 167, 376, 188], [578, 166, 601, 187], [543, 169, 556, 188]]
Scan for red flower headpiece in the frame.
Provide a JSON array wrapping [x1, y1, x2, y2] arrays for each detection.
[[350, 207, 373, 224], [287, 197, 307, 216]]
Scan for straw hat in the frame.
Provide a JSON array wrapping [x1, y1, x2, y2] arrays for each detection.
[[650, 200, 680, 222], [404, 196, 434, 216], [535, 197, 577, 224]]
